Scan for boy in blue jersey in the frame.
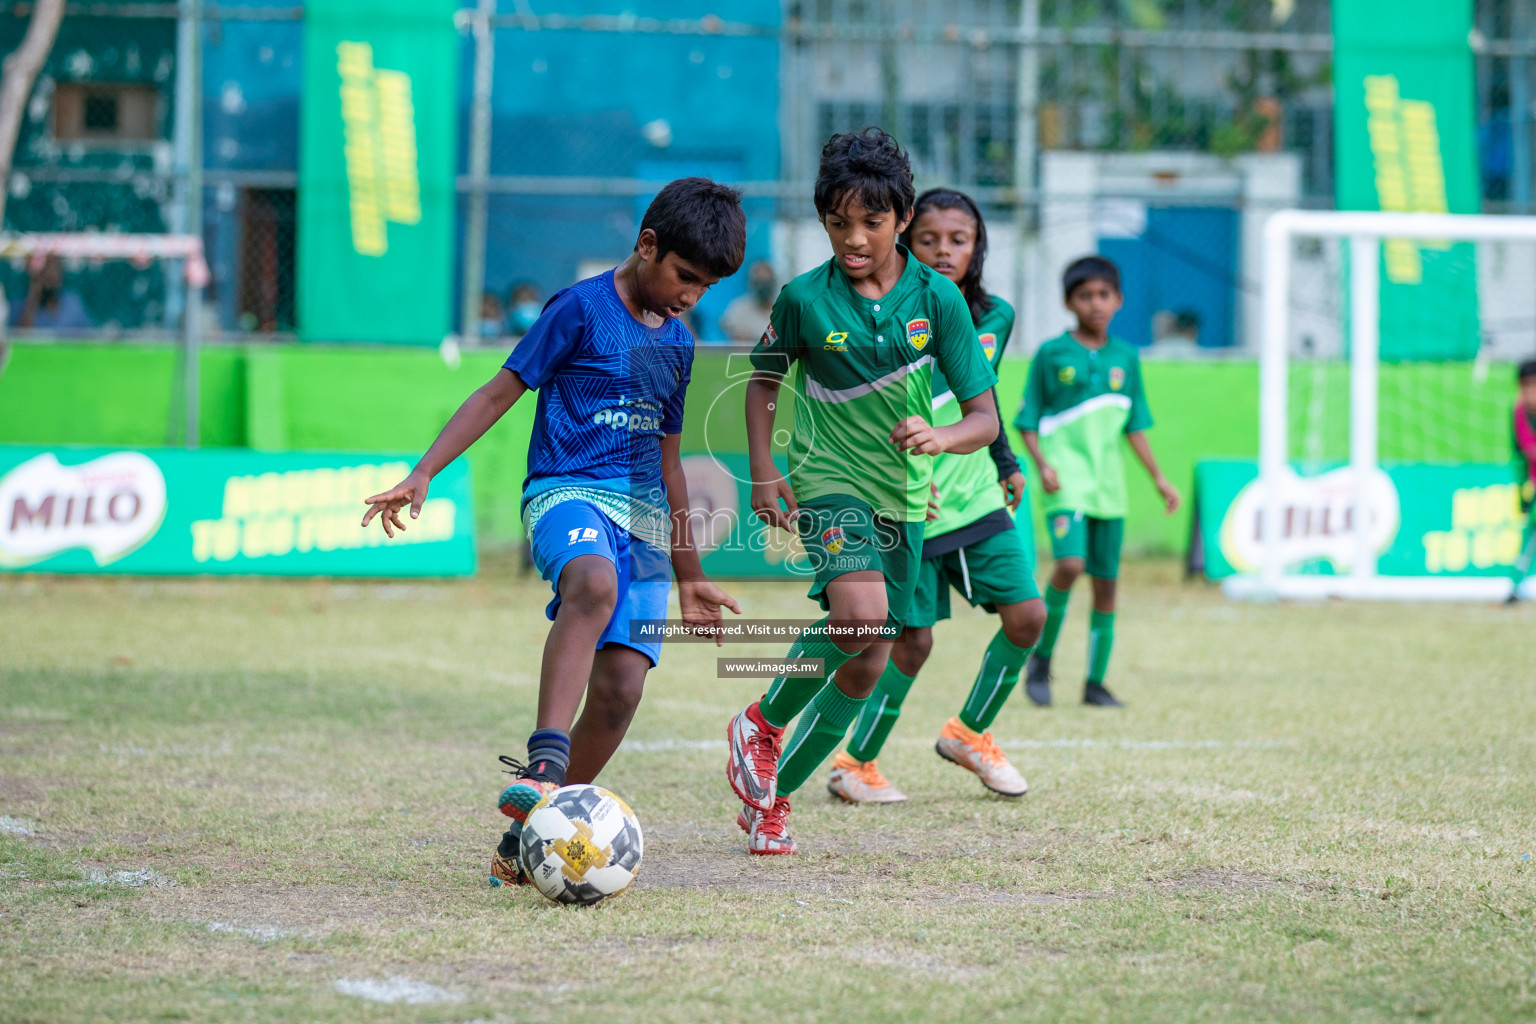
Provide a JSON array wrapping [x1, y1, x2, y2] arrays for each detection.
[[362, 178, 747, 887]]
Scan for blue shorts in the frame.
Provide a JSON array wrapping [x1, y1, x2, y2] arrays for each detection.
[[528, 499, 671, 667]]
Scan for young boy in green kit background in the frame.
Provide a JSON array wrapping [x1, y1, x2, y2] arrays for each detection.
[[1017, 256, 1181, 708]]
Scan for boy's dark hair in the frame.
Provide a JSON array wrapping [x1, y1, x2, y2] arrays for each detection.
[[813, 128, 915, 222], [639, 177, 747, 279], [1519, 359, 1536, 382], [900, 187, 993, 326], [1063, 255, 1121, 299]]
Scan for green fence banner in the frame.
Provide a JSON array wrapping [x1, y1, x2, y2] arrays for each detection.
[[1333, 0, 1481, 359], [298, 0, 458, 345], [0, 446, 476, 576], [1191, 459, 1526, 580]]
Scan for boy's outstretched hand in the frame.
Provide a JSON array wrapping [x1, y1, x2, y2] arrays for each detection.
[[678, 579, 743, 647], [750, 475, 799, 532], [891, 415, 943, 456], [999, 470, 1026, 512], [362, 470, 432, 538], [1154, 475, 1182, 514], [1038, 463, 1061, 493]]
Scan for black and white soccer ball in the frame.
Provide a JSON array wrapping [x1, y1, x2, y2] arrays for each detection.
[[518, 784, 643, 906]]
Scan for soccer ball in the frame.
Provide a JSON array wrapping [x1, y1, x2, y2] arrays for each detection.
[[518, 784, 643, 906]]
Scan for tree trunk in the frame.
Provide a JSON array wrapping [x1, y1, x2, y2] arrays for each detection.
[[0, 0, 66, 229], [0, 0, 64, 376]]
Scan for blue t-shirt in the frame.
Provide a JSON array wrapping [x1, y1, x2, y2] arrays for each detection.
[[503, 270, 694, 508]]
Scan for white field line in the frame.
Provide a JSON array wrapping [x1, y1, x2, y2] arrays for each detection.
[[207, 921, 299, 942], [83, 867, 176, 888], [0, 816, 38, 836], [334, 977, 465, 1005], [616, 737, 1294, 753]]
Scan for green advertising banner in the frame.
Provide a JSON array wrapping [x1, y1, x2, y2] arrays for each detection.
[[1191, 459, 1526, 580], [0, 446, 475, 576], [1333, 0, 1481, 360], [298, 0, 458, 345]]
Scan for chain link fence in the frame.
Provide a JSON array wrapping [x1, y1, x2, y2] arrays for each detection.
[[1, 0, 1533, 352]]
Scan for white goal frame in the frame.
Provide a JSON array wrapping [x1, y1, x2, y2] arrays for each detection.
[[1225, 209, 1536, 602], [0, 232, 209, 448]]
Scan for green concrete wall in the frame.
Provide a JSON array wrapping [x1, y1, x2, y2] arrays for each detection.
[[0, 343, 1515, 554]]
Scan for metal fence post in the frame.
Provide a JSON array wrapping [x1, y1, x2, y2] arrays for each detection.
[[1012, 0, 1040, 333], [174, 0, 203, 448], [460, 0, 496, 346]]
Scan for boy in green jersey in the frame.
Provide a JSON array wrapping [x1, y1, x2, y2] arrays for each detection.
[[1017, 256, 1180, 708], [828, 188, 1045, 803], [1508, 359, 1536, 603], [725, 131, 1001, 854]]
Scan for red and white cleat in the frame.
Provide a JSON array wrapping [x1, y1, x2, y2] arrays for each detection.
[[727, 701, 782, 812], [746, 796, 797, 856]]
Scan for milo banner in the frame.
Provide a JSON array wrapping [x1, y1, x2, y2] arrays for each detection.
[[1333, 0, 1481, 360], [0, 446, 475, 576], [1191, 459, 1527, 580], [298, 0, 458, 344]]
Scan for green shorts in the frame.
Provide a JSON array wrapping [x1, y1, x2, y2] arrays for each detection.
[[908, 523, 1041, 629], [796, 494, 923, 629], [1046, 510, 1124, 579]]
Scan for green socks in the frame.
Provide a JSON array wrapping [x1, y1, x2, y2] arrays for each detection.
[[1087, 609, 1115, 685], [776, 682, 868, 795], [1037, 585, 1070, 658], [759, 618, 860, 729], [959, 629, 1034, 732], [845, 661, 916, 762]]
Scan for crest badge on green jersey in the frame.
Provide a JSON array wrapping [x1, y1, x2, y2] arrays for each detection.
[[821, 526, 845, 555], [906, 318, 930, 350], [824, 330, 848, 351], [1058, 365, 1076, 384], [1109, 366, 1125, 391], [979, 332, 996, 361]]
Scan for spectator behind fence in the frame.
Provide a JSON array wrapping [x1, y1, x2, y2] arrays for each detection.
[[506, 281, 542, 338], [719, 259, 777, 342], [14, 256, 92, 331], [479, 291, 506, 344]]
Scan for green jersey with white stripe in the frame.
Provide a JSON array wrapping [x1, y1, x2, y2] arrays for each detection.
[[750, 248, 997, 522], [1013, 332, 1153, 519], [926, 298, 1015, 539]]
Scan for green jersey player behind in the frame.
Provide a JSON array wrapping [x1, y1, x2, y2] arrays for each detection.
[[724, 130, 1001, 854], [1016, 256, 1181, 708], [1507, 359, 1536, 603], [829, 188, 1046, 804]]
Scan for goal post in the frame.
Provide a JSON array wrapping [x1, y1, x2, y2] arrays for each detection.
[[0, 232, 209, 448], [1224, 209, 1536, 602]]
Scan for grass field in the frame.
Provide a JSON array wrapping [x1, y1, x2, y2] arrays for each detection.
[[3, 561, 1535, 1023]]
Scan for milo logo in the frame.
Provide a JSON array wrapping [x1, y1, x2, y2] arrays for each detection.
[[0, 452, 167, 566]]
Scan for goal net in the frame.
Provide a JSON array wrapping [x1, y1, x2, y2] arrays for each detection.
[[1222, 210, 1536, 601]]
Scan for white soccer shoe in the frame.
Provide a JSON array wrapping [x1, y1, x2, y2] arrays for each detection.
[[826, 752, 909, 804], [934, 717, 1028, 797]]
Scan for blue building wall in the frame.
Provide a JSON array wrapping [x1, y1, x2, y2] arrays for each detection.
[[475, 1, 781, 339], [5, 1, 782, 339]]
